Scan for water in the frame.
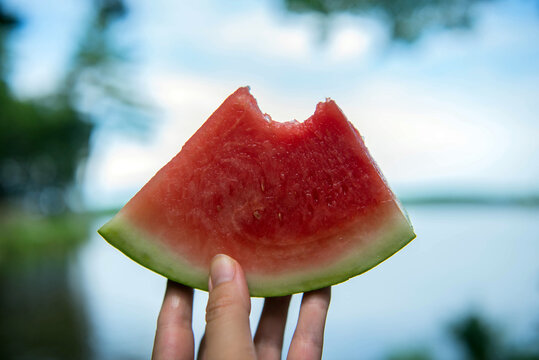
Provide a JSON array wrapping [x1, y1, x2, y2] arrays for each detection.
[[323, 205, 539, 358], [4, 205, 537, 359]]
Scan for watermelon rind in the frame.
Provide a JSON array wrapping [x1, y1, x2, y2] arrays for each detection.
[[98, 206, 415, 297]]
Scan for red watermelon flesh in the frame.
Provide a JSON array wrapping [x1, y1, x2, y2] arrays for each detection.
[[98, 87, 415, 296]]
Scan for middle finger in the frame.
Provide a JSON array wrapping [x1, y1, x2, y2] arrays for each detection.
[[254, 295, 292, 360]]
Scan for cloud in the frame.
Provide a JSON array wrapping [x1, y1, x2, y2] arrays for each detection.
[[217, 9, 314, 62]]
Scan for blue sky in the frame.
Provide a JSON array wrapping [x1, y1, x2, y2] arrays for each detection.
[[5, 0, 539, 208]]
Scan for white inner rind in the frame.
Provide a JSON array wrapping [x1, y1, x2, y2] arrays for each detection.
[[98, 207, 415, 297]]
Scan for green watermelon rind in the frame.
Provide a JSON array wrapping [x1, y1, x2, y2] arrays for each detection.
[[98, 208, 415, 297]]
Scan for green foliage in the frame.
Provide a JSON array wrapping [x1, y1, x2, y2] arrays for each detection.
[[0, 0, 149, 213], [451, 314, 501, 360], [283, 0, 492, 42], [387, 313, 539, 360], [0, 209, 92, 267], [0, 85, 92, 208], [387, 349, 433, 360], [450, 314, 539, 360]]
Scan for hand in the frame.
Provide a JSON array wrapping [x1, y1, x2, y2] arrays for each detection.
[[152, 254, 331, 360]]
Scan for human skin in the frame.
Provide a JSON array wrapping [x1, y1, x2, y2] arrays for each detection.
[[152, 254, 331, 360]]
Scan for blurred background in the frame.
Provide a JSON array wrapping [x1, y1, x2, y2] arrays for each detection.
[[0, 0, 538, 359]]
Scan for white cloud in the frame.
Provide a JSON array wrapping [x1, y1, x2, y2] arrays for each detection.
[[326, 17, 377, 63], [217, 9, 314, 62]]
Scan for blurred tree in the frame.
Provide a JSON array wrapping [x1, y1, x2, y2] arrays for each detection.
[[387, 349, 433, 360], [283, 0, 492, 42], [64, 0, 150, 134], [388, 312, 539, 360], [450, 313, 539, 360], [451, 314, 500, 360], [0, 3, 89, 214], [0, 0, 149, 214]]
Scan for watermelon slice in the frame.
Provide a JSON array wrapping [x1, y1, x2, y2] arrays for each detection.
[[98, 87, 415, 297]]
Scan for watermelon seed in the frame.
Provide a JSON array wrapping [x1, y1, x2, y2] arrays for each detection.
[[253, 210, 262, 220], [278, 212, 282, 221], [260, 181, 265, 192]]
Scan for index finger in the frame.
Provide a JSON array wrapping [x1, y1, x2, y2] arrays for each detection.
[[152, 280, 195, 360]]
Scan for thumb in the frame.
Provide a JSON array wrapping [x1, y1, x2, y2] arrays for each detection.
[[202, 254, 255, 360]]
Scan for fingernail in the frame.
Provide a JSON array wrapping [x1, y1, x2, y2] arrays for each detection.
[[210, 254, 235, 288]]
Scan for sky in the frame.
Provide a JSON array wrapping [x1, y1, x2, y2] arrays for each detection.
[[4, 0, 539, 209]]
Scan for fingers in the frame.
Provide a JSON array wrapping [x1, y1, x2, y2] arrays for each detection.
[[254, 295, 292, 360], [201, 254, 256, 360], [287, 287, 331, 360], [152, 280, 195, 360]]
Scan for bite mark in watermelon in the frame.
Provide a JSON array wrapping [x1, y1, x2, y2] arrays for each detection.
[[98, 87, 415, 297]]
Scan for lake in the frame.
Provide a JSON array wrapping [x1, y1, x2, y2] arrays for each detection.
[[2, 204, 538, 359]]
